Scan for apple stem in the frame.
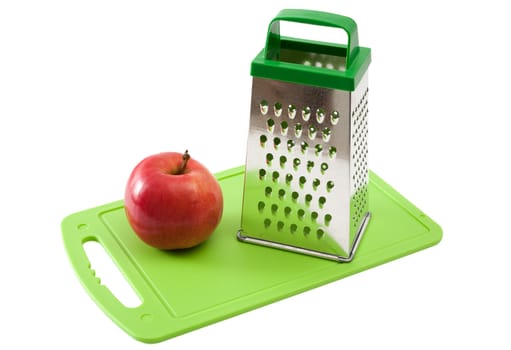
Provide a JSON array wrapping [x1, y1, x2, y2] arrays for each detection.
[[177, 150, 190, 174]]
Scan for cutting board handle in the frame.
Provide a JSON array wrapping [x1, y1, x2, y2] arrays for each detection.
[[61, 205, 175, 343]]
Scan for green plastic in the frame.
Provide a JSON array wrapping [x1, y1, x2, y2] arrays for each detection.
[[251, 9, 371, 91], [62, 166, 442, 343]]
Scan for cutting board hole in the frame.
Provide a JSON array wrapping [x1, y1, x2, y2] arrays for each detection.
[[83, 240, 142, 308]]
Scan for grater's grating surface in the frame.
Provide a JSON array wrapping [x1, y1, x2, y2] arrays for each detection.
[[240, 73, 369, 260]]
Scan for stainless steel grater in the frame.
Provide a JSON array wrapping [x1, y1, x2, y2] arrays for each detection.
[[237, 9, 372, 262]]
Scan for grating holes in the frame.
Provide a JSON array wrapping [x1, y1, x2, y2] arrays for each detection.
[[266, 153, 273, 166], [285, 173, 293, 185], [303, 60, 311, 66], [297, 209, 305, 220], [274, 102, 282, 117], [278, 189, 286, 200], [322, 127, 331, 142], [293, 158, 301, 170], [301, 141, 309, 154], [308, 125, 317, 140], [279, 155, 287, 168], [312, 178, 320, 190], [311, 211, 318, 222], [267, 119, 275, 133], [273, 137, 281, 150], [264, 218, 271, 228], [284, 206, 292, 217], [272, 171, 279, 183], [302, 106, 311, 121], [257, 201, 265, 213], [303, 226, 311, 236], [259, 169, 266, 180], [280, 121, 289, 136], [316, 228, 325, 239], [318, 196, 326, 208], [305, 194, 313, 206], [324, 214, 332, 226], [316, 109, 325, 123], [288, 104, 297, 119], [328, 146, 337, 158], [291, 191, 299, 202], [290, 223, 298, 233], [315, 61, 323, 68], [330, 110, 340, 125], [315, 144, 323, 156], [259, 135, 267, 147], [271, 204, 278, 215], [295, 123, 303, 137], [277, 221, 284, 231], [287, 139, 295, 152], [306, 160, 314, 172], [260, 100, 269, 115], [320, 162, 329, 174], [299, 176, 307, 188], [264, 186, 272, 197], [326, 180, 335, 192]]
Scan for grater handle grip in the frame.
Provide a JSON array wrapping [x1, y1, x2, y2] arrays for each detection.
[[265, 9, 360, 68]]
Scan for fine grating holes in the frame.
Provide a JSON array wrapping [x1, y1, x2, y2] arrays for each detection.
[[308, 125, 317, 140], [260, 135, 267, 147], [295, 123, 303, 137], [306, 160, 314, 172], [271, 203, 278, 215], [257, 201, 265, 212], [267, 118, 275, 133], [316, 108, 325, 123], [279, 155, 287, 168], [273, 137, 281, 150], [315, 144, 323, 156], [288, 104, 297, 119], [305, 194, 313, 206], [266, 153, 273, 166], [312, 178, 320, 190], [285, 173, 293, 185], [274, 102, 283, 117], [259, 169, 266, 180], [293, 158, 301, 170], [287, 139, 295, 152], [301, 141, 309, 154], [322, 127, 331, 142], [260, 100, 269, 115], [330, 110, 340, 125], [320, 162, 328, 174], [265, 186, 272, 197], [302, 106, 311, 121], [280, 121, 289, 136]]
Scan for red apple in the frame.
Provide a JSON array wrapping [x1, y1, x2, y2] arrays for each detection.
[[124, 151, 223, 250]]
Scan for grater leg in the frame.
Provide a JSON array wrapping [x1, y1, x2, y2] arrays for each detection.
[[237, 211, 371, 263]]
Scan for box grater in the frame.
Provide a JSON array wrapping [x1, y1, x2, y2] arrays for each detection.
[[237, 9, 372, 262]]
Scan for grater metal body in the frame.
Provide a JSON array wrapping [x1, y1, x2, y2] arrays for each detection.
[[238, 9, 371, 262]]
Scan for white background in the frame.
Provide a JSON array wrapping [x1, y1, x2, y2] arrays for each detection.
[[1, 0, 510, 348]]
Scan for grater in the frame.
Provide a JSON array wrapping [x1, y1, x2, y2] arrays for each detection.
[[237, 9, 372, 262]]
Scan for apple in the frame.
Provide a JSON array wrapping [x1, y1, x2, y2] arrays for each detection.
[[124, 150, 223, 250]]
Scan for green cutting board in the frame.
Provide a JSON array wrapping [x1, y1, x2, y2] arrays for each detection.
[[62, 166, 442, 343]]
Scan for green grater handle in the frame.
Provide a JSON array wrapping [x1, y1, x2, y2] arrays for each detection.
[[265, 9, 360, 68]]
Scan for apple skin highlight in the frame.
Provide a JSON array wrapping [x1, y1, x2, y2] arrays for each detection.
[[124, 152, 224, 250]]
